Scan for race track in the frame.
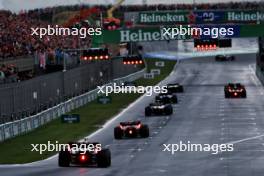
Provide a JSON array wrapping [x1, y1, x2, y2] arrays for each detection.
[[1, 53, 264, 176]]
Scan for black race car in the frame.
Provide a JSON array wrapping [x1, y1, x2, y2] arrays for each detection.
[[224, 83, 247, 98], [145, 102, 173, 116], [155, 92, 178, 104], [114, 121, 149, 139], [215, 55, 235, 61], [58, 142, 111, 167], [166, 83, 184, 93]]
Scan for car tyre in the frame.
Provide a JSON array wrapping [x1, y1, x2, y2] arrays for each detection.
[[139, 125, 149, 138], [165, 106, 173, 115], [145, 107, 152, 117], [114, 127, 123, 139], [172, 95, 178, 103], [58, 151, 70, 167], [97, 149, 111, 168]]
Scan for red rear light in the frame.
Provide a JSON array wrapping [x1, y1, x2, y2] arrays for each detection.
[[80, 155, 87, 161], [127, 61, 131, 64], [131, 61, 135, 64], [139, 60, 143, 64], [234, 92, 238, 96], [105, 55, 109, 59], [100, 56, 103, 59], [95, 56, 98, 60], [129, 130, 133, 134], [89, 56, 93, 60], [135, 61, 139, 64], [136, 124, 141, 129], [123, 62, 127, 65]]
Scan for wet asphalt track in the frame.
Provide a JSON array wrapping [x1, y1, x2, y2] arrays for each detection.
[[1, 53, 264, 176]]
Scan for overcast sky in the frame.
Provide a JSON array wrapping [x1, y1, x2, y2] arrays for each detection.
[[0, 0, 262, 12]]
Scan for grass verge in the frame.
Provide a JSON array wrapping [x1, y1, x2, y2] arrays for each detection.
[[0, 58, 176, 164]]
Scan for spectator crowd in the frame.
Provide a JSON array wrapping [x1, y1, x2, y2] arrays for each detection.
[[0, 10, 91, 60]]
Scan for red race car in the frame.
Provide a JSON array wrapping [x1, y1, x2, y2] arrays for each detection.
[[114, 121, 149, 139]]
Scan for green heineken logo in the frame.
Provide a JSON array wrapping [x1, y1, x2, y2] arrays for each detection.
[[120, 29, 187, 42], [227, 11, 264, 22], [138, 12, 188, 24]]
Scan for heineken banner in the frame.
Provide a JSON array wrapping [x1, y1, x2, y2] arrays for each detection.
[[138, 11, 190, 24], [92, 24, 264, 44], [227, 11, 264, 23], [138, 10, 264, 24]]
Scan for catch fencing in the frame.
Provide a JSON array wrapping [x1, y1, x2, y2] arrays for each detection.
[[0, 68, 146, 142]]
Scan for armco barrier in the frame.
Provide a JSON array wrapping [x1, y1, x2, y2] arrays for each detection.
[[0, 68, 146, 142]]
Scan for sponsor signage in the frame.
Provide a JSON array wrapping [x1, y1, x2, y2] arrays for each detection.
[[155, 61, 165, 67], [151, 69, 161, 75], [120, 28, 188, 42], [144, 73, 155, 79], [138, 11, 189, 24], [195, 11, 226, 23], [227, 11, 264, 23], [92, 24, 264, 44], [61, 114, 80, 123], [97, 95, 112, 104], [138, 10, 264, 24]]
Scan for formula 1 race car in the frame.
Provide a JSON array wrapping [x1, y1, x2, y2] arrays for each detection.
[[145, 102, 173, 116], [224, 83, 247, 98], [58, 142, 111, 167], [155, 92, 178, 104], [166, 83, 184, 93], [215, 55, 235, 61], [114, 121, 149, 139]]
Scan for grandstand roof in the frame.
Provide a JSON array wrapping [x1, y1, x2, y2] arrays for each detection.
[[1, 0, 262, 12]]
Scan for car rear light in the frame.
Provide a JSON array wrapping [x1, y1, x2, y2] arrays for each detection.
[[136, 124, 141, 129], [123, 62, 127, 65], [139, 60, 143, 64], [95, 56, 98, 60], [105, 55, 109, 59], [100, 56, 103, 59], [129, 130, 133, 134], [234, 92, 238, 96], [89, 56, 93, 60], [80, 155, 87, 161]]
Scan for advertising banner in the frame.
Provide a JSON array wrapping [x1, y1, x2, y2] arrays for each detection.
[[138, 11, 189, 24], [137, 10, 264, 24], [92, 24, 264, 44], [195, 11, 226, 23]]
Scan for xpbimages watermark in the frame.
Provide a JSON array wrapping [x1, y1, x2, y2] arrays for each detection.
[[162, 25, 234, 39], [31, 141, 102, 154], [97, 83, 168, 96], [31, 25, 102, 38], [162, 141, 234, 155]]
